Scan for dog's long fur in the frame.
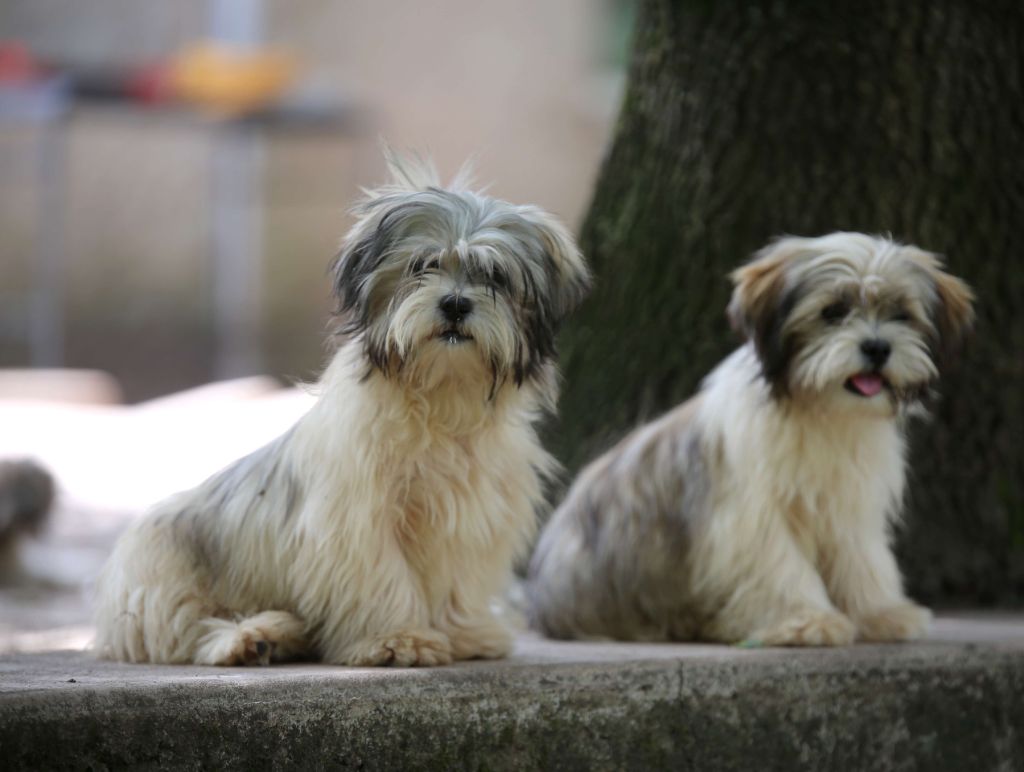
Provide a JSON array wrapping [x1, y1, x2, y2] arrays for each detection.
[[94, 154, 589, 666], [528, 233, 973, 646]]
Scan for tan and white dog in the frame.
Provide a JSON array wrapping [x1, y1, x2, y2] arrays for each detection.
[[94, 154, 590, 666], [529, 233, 973, 646]]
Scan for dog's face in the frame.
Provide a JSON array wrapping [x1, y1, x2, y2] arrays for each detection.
[[331, 181, 590, 394], [728, 232, 974, 414]]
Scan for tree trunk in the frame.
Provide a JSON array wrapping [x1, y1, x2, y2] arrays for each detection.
[[553, 0, 1024, 604]]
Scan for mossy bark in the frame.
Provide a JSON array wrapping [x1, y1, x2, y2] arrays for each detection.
[[553, 0, 1024, 604]]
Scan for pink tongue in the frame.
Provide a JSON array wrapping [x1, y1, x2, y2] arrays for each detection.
[[850, 373, 884, 397]]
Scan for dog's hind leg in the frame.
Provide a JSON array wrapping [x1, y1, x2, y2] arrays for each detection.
[[194, 610, 308, 666], [96, 508, 308, 665], [94, 514, 228, 664]]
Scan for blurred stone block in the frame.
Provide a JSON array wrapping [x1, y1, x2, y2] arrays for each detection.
[[0, 369, 122, 405], [134, 375, 281, 412]]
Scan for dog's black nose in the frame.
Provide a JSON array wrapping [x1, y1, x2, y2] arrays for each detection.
[[440, 294, 473, 322], [860, 338, 892, 367]]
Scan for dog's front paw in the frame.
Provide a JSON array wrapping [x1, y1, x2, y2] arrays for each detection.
[[195, 622, 277, 666], [856, 603, 932, 642], [447, 620, 512, 661], [348, 629, 453, 667], [755, 610, 856, 647], [195, 610, 308, 666]]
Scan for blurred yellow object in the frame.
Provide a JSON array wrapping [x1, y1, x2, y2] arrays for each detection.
[[169, 41, 297, 116]]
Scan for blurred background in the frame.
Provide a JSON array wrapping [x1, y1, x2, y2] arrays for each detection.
[[0, 0, 632, 650], [3, 0, 1021, 654], [1, 0, 632, 396]]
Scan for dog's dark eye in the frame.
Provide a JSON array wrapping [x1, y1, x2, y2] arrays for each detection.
[[891, 309, 912, 323], [821, 301, 850, 324], [410, 257, 440, 275], [491, 267, 510, 290]]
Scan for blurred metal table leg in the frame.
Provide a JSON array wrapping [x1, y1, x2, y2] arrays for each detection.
[[29, 116, 67, 368], [209, 121, 263, 380], [0, 75, 71, 368]]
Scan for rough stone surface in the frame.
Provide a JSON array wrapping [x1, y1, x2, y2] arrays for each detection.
[[1, 615, 1023, 770]]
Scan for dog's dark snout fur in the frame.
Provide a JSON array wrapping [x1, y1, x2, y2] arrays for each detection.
[[860, 338, 892, 367], [440, 294, 473, 323]]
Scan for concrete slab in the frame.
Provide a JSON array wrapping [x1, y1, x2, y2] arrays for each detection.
[[2, 615, 1023, 770]]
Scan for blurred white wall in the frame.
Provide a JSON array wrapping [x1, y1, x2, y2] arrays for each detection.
[[267, 0, 620, 222], [0, 0, 628, 397]]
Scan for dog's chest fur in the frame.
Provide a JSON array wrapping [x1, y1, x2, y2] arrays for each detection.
[[747, 408, 905, 565], [396, 434, 493, 545], [707, 349, 907, 562], [397, 428, 535, 582]]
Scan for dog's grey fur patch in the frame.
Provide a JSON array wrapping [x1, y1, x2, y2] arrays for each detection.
[[209, 429, 299, 520], [528, 397, 711, 641], [171, 429, 300, 574]]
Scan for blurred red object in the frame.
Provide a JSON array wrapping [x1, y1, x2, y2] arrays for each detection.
[[0, 39, 301, 114], [0, 41, 46, 84], [0, 40, 174, 106], [125, 62, 174, 105]]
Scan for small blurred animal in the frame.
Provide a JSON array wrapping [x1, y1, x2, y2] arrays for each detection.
[[529, 233, 973, 646], [94, 151, 590, 666], [0, 459, 55, 583]]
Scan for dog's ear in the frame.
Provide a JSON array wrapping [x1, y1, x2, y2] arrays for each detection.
[[930, 262, 975, 366], [728, 238, 802, 393], [331, 230, 373, 318], [521, 208, 591, 322], [330, 202, 404, 327], [902, 245, 975, 366]]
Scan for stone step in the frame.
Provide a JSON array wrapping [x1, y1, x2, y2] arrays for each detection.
[[2, 615, 1022, 770]]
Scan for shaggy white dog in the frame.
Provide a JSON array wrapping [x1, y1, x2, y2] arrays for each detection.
[[95, 154, 590, 666], [529, 233, 973, 646]]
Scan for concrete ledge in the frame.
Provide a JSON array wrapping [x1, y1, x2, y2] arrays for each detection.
[[2, 616, 1023, 770]]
